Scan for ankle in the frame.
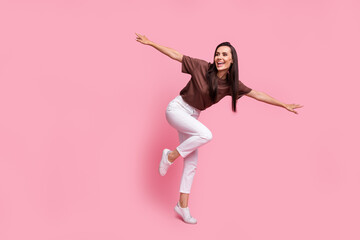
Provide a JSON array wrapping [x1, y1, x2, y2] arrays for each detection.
[[179, 202, 188, 208], [168, 152, 176, 163]]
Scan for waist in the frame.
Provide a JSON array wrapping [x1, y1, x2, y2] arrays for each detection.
[[167, 95, 201, 116]]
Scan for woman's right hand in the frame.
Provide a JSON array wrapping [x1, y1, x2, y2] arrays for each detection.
[[135, 33, 152, 45], [135, 33, 183, 62]]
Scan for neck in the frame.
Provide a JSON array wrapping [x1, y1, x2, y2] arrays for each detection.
[[217, 71, 227, 80]]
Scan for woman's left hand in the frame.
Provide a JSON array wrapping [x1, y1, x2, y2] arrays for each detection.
[[284, 104, 303, 114]]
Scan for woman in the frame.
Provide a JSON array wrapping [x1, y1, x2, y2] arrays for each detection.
[[135, 33, 302, 224]]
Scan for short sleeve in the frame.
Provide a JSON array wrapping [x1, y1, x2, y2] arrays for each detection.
[[181, 55, 209, 75], [237, 80, 252, 98]]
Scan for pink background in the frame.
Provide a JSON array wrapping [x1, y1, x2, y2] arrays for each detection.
[[1, 0, 360, 239]]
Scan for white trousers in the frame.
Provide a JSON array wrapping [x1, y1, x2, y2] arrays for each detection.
[[165, 96, 213, 194]]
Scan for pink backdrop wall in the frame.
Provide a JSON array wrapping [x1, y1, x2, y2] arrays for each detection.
[[1, 0, 359, 239]]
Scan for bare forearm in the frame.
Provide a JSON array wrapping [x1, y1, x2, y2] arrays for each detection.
[[135, 33, 183, 62], [246, 89, 303, 114], [254, 91, 286, 108], [148, 41, 182, 61]]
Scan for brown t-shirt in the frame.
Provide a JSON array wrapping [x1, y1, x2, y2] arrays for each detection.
[[180, 55, 252, 111]]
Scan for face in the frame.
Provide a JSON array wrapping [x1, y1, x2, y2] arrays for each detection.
[[214, 46, 233, 72]]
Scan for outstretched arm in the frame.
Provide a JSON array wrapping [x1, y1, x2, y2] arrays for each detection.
[[135, 33, 183, 62], [245, 90, 303, 114]]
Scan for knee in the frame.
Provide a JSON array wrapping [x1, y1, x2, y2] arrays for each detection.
[[199, 129, 213, 142]]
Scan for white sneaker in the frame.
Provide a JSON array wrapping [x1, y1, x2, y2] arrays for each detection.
[[159, 149, 172, 176], [174, 202, 197, 224]]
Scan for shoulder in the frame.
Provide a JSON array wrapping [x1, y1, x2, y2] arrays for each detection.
[[182, 55, 211, 74], [183, 55, 210, 67]]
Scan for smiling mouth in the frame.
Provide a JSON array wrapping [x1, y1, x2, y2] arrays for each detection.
[[217, 62, 225, 67]]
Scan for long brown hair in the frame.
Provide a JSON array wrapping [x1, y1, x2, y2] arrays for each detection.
[[206, 42, 239, 112]]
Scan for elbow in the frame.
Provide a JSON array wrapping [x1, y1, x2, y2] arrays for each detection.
[[255, 91, 267, 100], [171, 52, 183, 62]]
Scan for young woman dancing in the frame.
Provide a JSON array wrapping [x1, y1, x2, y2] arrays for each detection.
[[135, 33, 302, 224]]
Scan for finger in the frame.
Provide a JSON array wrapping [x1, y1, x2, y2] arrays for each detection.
[[288, 108, 297, 114], [290, 108, 297, 114], [291, 104, 302, 109]]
